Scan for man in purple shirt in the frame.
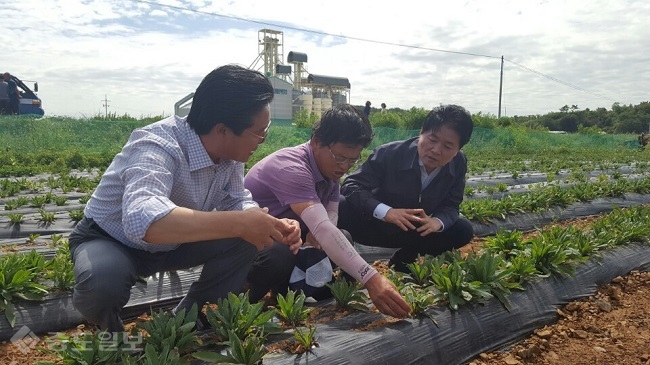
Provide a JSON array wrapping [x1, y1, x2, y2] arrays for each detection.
[[245, 104, 410, 318]]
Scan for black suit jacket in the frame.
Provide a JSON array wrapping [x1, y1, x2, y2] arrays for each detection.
[[341, 137, 467, 231]]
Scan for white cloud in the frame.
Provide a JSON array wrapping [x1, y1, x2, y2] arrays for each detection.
[[150, 9, 168, 17], [1, 0, 648, 117]]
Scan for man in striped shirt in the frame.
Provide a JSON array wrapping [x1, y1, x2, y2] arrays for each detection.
[[69, 65, 302, 332]]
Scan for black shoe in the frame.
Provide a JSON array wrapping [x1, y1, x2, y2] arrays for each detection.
[[194, 310, 211, 332], [172, 301, 211, 332]]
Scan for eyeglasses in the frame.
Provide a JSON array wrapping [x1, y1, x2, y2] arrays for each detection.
[[329, 148, 362, 166], [245, 121, 272, 143]]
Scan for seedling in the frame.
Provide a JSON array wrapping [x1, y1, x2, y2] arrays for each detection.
[[39, 331, 132, 365], [50, 234, 65, 247], [69, 209, 85, 222], [193, 330, 267, 365], [429, 259, 492, 311], [38, 209, 57, 224], [43, 191, 56, 204], [484, 228, 524, 259], [293, 325, 318, 353], [0, 251, 49, 327], [79, 194, 92, 204], [53, 195, 68, 206], [8, 213, 24, 225], [27, 233, 41, 244], [46, 246, 75, 291], [384, 267, 409, 291], [496, 182, 508, 192], [30, 195, 48, 208], [406, 257, 433, 286], [464, 251, 521, 311], [326, 277, 369, 312], [121, 343, 188, 365], [400, 285, 438, 326], [274, 289, 311, 326], [16, 196, 30, 207], [4, 199, 18, 210], [505, 255, 538, 284], [25, 180, 44, 193], [136, 304, 198, 355], [205, 292, 281, 342]]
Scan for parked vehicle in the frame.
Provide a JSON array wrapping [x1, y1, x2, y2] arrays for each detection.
[[1, 73, 44, 116]]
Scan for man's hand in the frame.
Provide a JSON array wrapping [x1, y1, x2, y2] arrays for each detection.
[[364, 274, 411, 318], [384, 208, 426, 231], [240, 208, 301, 251], [414, 211, 442, 237], [277, 218, 303, 254]]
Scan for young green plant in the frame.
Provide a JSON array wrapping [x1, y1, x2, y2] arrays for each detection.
[[326, 277, 369, 312], [274, 289, 311, 327], [205, 292, 281, 342], [193, 330, 267, 365]]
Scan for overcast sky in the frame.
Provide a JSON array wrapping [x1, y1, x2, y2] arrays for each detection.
[[1, 0, 648, 118]]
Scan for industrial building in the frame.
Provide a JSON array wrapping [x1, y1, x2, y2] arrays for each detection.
[[175, 29, 351, 124]]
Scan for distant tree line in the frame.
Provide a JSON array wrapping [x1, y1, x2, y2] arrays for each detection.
[[363, 101, 650, 134]]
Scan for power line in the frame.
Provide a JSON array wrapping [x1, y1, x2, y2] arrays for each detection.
[[132, 0, 620, 106], [504, 58, 618, 103], [131, 0, 499, 60]]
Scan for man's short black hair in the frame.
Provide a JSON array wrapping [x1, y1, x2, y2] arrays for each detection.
[[421, 104, 474, 147], [187, 64, 274, 135], [312, 104, 373, 148]]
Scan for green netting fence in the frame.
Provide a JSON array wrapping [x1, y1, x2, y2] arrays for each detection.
[[0, 117, 639, 157]]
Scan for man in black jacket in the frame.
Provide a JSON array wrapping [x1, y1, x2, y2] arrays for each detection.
[[339, 104, 474, 272]]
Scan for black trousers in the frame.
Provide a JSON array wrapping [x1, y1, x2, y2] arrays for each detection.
[[338, 196, 474, 272]]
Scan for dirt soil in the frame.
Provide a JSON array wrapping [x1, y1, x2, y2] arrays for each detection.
[[3, 271, 648, 365], [1, 216, 649, 364], [469, 270, 650, 365]]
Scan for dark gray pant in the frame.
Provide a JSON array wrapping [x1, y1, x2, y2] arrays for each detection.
[[69, 217, 257, 332], [338, 196, 474, 272]]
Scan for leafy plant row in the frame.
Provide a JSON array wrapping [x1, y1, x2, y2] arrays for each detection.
[[396, 206, 650, 313], [31, 206, 650, 365], [1, 175, 99, 199], [0, 237, 74, 327], [38, 292, 317, 365], [460, 175, 650, 223]]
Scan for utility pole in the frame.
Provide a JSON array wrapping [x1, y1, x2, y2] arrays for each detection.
[[101, 94, 111, 118], [498, 55, 504, 118]]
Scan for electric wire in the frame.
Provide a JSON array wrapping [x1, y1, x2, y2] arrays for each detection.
[[504, 58, 618, 103], [131, 0, 499, 59], [131, 0, 620, 106]]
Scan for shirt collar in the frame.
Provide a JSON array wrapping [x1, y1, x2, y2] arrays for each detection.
[[400, 136, 458, 177], [178, 116, 226, 171]]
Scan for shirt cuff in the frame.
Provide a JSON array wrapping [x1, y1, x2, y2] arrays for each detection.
[[242, 201, 259, 210], [373, 203, 392, 221], [434, 217, 445, 231]]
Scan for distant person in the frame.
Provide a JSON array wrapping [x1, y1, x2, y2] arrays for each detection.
[[338, 104, 475, 272], [3, 72, 20, 115], [244, 104, 410, 318], [380, 103, 387, 113], [364, 100, 371, 116], [0, 76, 8, 115], [68, 64, 302, 332]]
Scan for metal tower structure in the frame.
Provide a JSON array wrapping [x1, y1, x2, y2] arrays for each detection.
[[249, 29, 287, 80], [288, 51, 308, 91]]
